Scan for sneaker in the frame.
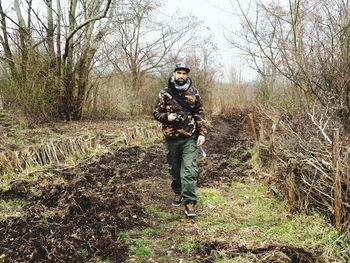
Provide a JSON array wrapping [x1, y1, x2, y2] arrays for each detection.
[[172, 193, 182, 207], [185, 202, 196, 217]]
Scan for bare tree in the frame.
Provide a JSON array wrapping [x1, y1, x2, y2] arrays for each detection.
[[182, 36, 219, 109], [0, 0, 215, 119], [61, 0, 115, 120], [101, 0, 200, 114], [228, 0, 350, 127], [0, 0, 115, 121]]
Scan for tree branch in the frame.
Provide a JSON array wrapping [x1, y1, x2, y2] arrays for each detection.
[[63, 0, 113, 61]]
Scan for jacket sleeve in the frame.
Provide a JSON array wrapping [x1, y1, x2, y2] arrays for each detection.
[[153, 90, 169, 123], [194, 89, 207, 136]]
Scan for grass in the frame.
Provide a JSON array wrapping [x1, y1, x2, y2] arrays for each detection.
[[0, 182, 12, 192], [156, 193, 167, 200], [198, 188, 227, 207], [116, 230, 130, 241], [195, 182, 350, 261], [179, 241, 197, 252], [81, 249, 89, 257], [129, 239, 153, 258], [228, 157, 241, 165], [116, 230, 153, 261], [146, 206, 173, 219], [214, 255, 259, 263], [214, 259, 241, 263], [0, 198, 27, 217], [41, 209, 65, 220], [0, 171, 20, 186], [139, 227, 157, 237]]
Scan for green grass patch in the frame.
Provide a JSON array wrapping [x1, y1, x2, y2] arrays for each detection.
[[146, 206, 173, 219], [197, 182, 350, 261], [116, 230, 131, 241], [228, 157, 241, 165], [198, 188, 227, 207], [156, 193, 167, 200], [80, 249, 89, 257], [179, 241, 197, 252], [154, 210, 173, 219], [214, 259, 238, 263], [138, 227, 157, 237], [116, 230, 154, 260], [0, 198, 27, 215], [0, 171, 20, 185], [129, 239, 152, 259], [158, 222, 173, 230], [41, 209, 65, 220], [0, 183, 12, 192], [266, 215, 350, 261]]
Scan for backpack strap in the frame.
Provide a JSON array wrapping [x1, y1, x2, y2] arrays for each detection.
[[165, 87, 196, 115]]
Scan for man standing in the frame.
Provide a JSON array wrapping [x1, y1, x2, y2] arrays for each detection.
[[153, 63, 207, 217]]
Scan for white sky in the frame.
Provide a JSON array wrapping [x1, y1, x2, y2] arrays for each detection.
[[163, 0, 257, 82], [2, 0, 256, 82]]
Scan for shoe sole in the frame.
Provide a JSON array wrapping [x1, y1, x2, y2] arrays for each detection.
[[185, 210, 196, 217], [172, 196, 183, 207]]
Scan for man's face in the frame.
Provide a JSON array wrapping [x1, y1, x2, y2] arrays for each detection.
[[173, 70, 188, 85]]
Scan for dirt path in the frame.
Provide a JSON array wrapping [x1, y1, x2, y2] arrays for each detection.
[[124, 113, 255, 261], [0, 113, 323, 262], [128, 113, 316, 262]]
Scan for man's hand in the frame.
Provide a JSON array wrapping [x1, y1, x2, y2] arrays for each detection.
[[197, 135, 205, 146], [168, 113, 177, 122]]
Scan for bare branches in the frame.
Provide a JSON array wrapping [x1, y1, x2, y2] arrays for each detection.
[[63, 0, 113, 62], [307, 104, 332, 144], [257, 104, 350, 234], [228, 0, 350, 124], [105, 2, 200, 84], [0, 2, 15, 74]]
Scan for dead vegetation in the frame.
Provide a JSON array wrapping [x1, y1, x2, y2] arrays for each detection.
[[247, 104, 350, 242], [0, 110, 161, 177], [195, 240, 316, 263], [0, 135, 99, 175]]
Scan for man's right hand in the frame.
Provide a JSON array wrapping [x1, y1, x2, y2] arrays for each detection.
[[168, 113, 177, 122]]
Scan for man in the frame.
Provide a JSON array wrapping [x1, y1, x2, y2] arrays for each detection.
[[153, 63, 207, 217]]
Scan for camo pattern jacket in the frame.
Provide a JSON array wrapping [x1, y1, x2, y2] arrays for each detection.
[[153, 83, 207, 139]]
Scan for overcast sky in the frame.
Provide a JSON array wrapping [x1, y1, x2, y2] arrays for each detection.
[[163, 0, 256, 82]]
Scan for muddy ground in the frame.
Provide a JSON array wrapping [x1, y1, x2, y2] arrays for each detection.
[[0, 111, 315, 262]]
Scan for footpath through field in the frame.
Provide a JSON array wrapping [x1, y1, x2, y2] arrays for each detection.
[[128, 113, 323, 262]]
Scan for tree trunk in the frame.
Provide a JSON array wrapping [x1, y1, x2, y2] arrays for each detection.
[[0, 3, 16, 77], [71, 58, 90, 120], [14, 0, 29, 81], [46, 0, 55, 69]]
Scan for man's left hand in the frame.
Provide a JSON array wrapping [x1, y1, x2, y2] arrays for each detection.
[[197, 135, 205, 146]]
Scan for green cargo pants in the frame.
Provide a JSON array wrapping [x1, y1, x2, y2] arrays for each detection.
[[165, 135, 199, 204]]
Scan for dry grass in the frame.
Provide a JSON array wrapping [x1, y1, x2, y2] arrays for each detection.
[[250, 104, 350, 250]]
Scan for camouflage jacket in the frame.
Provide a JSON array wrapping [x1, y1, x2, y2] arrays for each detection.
[[153, 78, 207, 139]]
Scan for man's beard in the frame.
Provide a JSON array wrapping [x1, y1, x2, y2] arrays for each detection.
[[176, 79, 185, 85]]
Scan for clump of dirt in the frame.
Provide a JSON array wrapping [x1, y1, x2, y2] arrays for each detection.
[[195, 240, 316, 263], [0, 147, 149, 262]]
